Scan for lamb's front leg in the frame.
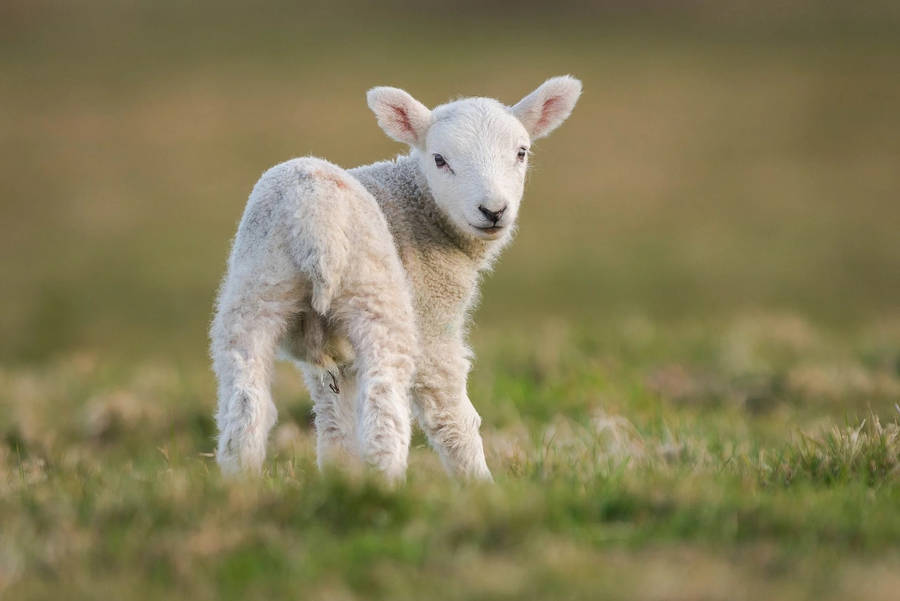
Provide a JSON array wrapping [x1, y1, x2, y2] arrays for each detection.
[[413, 344, 492, 481]]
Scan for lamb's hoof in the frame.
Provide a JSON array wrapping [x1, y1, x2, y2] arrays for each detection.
[[216, 438, 265, 478], [467, 466, 494, 483]]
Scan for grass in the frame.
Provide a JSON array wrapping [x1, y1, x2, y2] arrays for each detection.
[[3, 318, 900, 599], [2, 2, 900, 599]]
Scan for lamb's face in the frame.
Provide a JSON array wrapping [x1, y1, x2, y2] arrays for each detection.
[[417, 100, 529, 240], [367, 76, 582, 242]]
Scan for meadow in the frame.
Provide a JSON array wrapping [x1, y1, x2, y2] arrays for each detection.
[[2, 3, 899, 599]]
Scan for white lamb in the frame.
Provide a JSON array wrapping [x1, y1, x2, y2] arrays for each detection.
[[211, 75, 582, 481]]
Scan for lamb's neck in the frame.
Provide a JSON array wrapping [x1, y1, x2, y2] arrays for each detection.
[[353, 154, 504, 268]]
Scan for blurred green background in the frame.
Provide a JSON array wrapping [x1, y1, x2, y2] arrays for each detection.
[[3, 3, 900, 600], [2, 0, 898, 364]]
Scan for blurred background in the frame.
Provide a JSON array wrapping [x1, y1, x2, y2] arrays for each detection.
[[3, 3, 900, 599], [1, 0, 898, 364]]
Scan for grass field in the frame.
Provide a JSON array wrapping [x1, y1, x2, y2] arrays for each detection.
[[2, 2, 900, 599]]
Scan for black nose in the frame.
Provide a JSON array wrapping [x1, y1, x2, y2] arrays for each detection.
[[478, 205, 507, 224]]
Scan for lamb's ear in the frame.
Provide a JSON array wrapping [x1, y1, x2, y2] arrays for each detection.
[[366, 86, 431, 147], [511, 75, 582, 140]]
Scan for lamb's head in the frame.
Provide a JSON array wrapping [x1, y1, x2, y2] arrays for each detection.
[[367, 76, 582, 241]]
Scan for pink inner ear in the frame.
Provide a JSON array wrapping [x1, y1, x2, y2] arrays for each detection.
[[535, 96, 561, 132], [390, 105, 414, 136]]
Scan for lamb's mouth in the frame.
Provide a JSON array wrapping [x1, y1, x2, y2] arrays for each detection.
[[472, 224, 504, 236]]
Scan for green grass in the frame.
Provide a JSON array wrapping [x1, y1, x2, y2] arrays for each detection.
[[2, 2, 900, 599], [3, 319, 900, 599]]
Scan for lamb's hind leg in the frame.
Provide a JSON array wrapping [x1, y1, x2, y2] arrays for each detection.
[[299, 364, 359, 470], [211, 297, 294, 475], [333, 291, 417, 483]]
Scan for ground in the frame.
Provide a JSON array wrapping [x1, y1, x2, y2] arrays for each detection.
[[1, 3, 899, 599], [4, 317, 900, 600]]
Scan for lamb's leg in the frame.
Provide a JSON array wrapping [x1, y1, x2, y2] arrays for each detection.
[[299, 364, 360, 470], [211, 299, 292, 476], [414, 345, 492, 481], [334, 293, 417, 484]]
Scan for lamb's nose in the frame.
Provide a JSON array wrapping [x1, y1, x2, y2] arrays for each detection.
[[478, 205, 506, 224]]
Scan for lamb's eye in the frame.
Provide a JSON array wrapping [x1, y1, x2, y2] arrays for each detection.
[[517, 147, 528, 161], [433, 154, 447, 168]]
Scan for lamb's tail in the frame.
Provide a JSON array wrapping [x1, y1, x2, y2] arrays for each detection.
[[283, 159, 354, 315]]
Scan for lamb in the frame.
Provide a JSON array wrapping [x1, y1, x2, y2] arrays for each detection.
[[210, 75, 582, 482]]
